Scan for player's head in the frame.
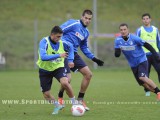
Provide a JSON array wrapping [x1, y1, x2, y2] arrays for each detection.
[[142, 13, 151, 27], [81, 9, 93, 27], [50, 26, 63, 42], [119, 23, 129, 37]]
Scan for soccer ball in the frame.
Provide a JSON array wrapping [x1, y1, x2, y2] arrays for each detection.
[[71, 105, 85, 116]]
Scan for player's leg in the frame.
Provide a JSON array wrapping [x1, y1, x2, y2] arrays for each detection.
[[39, 69, 55, 102], [137, 61, 160, 100], [139, 76, 160, 100], [79, 66, 92, 93], [131, 65, 145, 87], [43, 90, 63, 115], [131, 61, 160, 100], [58, 58, 71, 106], [59, 77, 75, 98], [151, 54, 160, 83], [70, 53, 92, 111], [74, 55, 92, 110], [142, 83, 154, 92], [144, 55, 152, 96], [58, 74, 71, 97], [38, 69, 61, 114], [131, 65, 151, 95], [55, 67, 76, 106], [139, 76, 158, 90], [78, 66, 92, 111], [58, 73, 71, 107], [43, 91, 55, 102]]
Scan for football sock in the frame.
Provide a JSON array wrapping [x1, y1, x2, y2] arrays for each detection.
[[70, 96, 76, 105], [154, 87, 160, 94], [144, 88, 150, 92], [58, 90, 64, 98], [54, 100, 59, 107], [77, 92, 85, 100]]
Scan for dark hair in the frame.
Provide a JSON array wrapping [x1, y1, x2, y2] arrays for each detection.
[[51, 26, 63, 34], [82, 9, 92, 16], [142, 13, 151, 19], [119, 23, 128, 29]]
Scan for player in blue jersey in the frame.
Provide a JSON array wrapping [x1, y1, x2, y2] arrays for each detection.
[[58, 9, 104, 110], [114, 23, 160, 101], [37, 26, 76, 114], [136, 13, 160, 96]]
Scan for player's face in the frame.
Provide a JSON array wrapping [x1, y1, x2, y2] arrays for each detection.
[[81, 14, 92, 27], [51, 33, 62, 42], [142, 16, 151, 27], [119, 26, 129, 37]]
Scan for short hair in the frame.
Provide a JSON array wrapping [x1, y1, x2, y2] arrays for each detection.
[[119, 23, 128, 29], [82, 9, 92, 16], [51, 26, 63, 34], [142, 13, 151, 19]]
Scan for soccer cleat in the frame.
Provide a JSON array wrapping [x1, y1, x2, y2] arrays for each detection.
[[58, 98, 65, 109], [145, 91, 150, 96], [79, 100, 90, 111], [52, 105, 63, 115], [157, 92, 160, 101]]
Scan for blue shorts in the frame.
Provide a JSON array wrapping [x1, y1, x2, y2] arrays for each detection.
[[65, 53, 87, 73], [39, 67, 67, 92], [131, 61, 148, 85]]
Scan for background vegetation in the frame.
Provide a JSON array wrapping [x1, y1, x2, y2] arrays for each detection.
[[0, 0, 160, 70]]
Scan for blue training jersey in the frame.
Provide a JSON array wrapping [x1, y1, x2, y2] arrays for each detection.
[[60, 19, 94, 59], [38, 36, 74, 63], [114, 34, 147, 67], [136, 25, 160, 55]]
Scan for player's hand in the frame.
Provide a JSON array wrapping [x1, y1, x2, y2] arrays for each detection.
[[60, 52, 68, 58], [68, 62, 74, 68], [92, 57, 104, 66]]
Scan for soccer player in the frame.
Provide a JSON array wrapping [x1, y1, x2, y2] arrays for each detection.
[[37, 26, 76, 114], [59, 9, 104, 111], [114, 23, 160, 101], [136, 13, 160, 96]]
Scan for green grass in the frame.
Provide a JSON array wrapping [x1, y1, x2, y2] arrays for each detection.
[[0, 69, 159, 120]]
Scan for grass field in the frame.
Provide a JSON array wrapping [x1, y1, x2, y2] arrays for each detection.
[[0, 69, 159, 120]]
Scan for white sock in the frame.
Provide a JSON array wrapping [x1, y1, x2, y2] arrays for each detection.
[[70, 96, 77, 105], [54, 100, 59, 107]]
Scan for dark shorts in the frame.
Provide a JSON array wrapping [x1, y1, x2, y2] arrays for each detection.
[[147, 54, 160, 75], [39, 67, 67, 92], [131, 61, 148, 85], [65, 53, 87, 73]]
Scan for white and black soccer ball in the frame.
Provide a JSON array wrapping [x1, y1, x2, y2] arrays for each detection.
[[71, 105, 85, 116]]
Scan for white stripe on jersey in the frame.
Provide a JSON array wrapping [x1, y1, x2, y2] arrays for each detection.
[[120, 45, 136, 51], [62, 21, 80, 30], [136, 28, 141, 36]]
